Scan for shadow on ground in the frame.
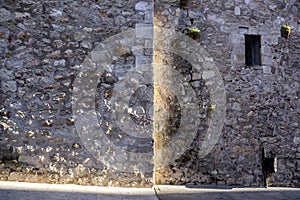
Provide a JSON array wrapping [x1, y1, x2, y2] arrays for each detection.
[[155, 185, 300, 200]]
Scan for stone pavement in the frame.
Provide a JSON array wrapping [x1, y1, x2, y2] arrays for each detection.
[[0, 181, 157, 200], [155, 185, 300, 200], [1, 181, 300, 200]]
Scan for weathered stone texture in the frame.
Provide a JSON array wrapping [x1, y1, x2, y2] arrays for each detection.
[[0, 0, 299, 188], [154, 0, 299, 187], [0, 0, 154, 187]]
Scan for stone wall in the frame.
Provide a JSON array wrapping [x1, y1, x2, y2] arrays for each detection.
[[154, 0, 300, 187], [0, 0, 154, 187], [0, 0, 299, 188]]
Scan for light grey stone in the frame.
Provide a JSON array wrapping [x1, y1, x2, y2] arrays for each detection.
[[293, 137, 300, 144], [0, 8, 14, 22], [0, 68, 14, 80], [224, 0, 235, 8], [74, 31, 86, 41], [207, 14, 225, 24], [81, 41, 92, 49], [135, 2, 151, 11], [135, 56, 151, 66], [2, 80, 17, 92], [234, 6, 241, 15], [202, 71, 215, 80], [232, 102, 242, 111], [135, 23, 153, 38], [54, 59, 66, 67], [14, 12, 31, 20], [244, 0, 251, 5], [262, 56, 273, 66], [145, 11, 154, 23], [50, 9, 63, 18]]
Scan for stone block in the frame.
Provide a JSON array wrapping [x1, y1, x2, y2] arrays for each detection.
[[192, 73, 201, 81], [145, 11, 154, 23], [191, 81, 200, 87], [115, 65, 132, 76], [114, 45, 131, 56], [161, 9, 169, 16], [135, 2, 153, 11], [2, 80, 17, 92], [294, 137, 300, 144], [244, 0, 251, 5], [135, 56, 151, 66], [188, 11, 200, 19], [54, 59, 66, 67], [270, 36, 279, 45], [239, 27, 249, 34], [145, 39, 153, 48], [50, 9, 62, 19], [234, 6, 241, 15], [0, 68, 14, 81], [261, 46, 271, 55], [232, 34, 243, 44], [8, 172, 23, 181], [18, 155, 39, 165], [175, 8, 180, 17], [261, 56, 273, 66], [73, 31, 86, 41], [207, 14, 225, 25], [224, 0, 235, 9], [232, 102, 242, 111], [81, 41, 92, 49], [0, 8, 13, 22], [202, 70, 215, 80], [135, 23, 153, 39]]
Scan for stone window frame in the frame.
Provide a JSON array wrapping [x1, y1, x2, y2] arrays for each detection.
[[231, 27, 278, 74]]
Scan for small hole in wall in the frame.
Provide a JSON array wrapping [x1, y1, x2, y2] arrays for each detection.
[[190, 18, 194, 24]]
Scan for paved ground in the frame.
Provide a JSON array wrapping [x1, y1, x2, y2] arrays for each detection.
[[0, 182, 156, 200], [0, 181, 300, 200], [155, 185, 300, 200]]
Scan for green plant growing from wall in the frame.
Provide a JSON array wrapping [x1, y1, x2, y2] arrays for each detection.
[[208, 104, 216, 112], [188, 27, 200, 39], [188, 27, 200, 34], [281, 25, 291, 39]]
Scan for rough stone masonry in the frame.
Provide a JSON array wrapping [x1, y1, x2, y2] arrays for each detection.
[[0, 0, 299, 187]]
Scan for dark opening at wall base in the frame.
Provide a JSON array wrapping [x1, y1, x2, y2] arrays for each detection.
[[262, 147, 278, 187]]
